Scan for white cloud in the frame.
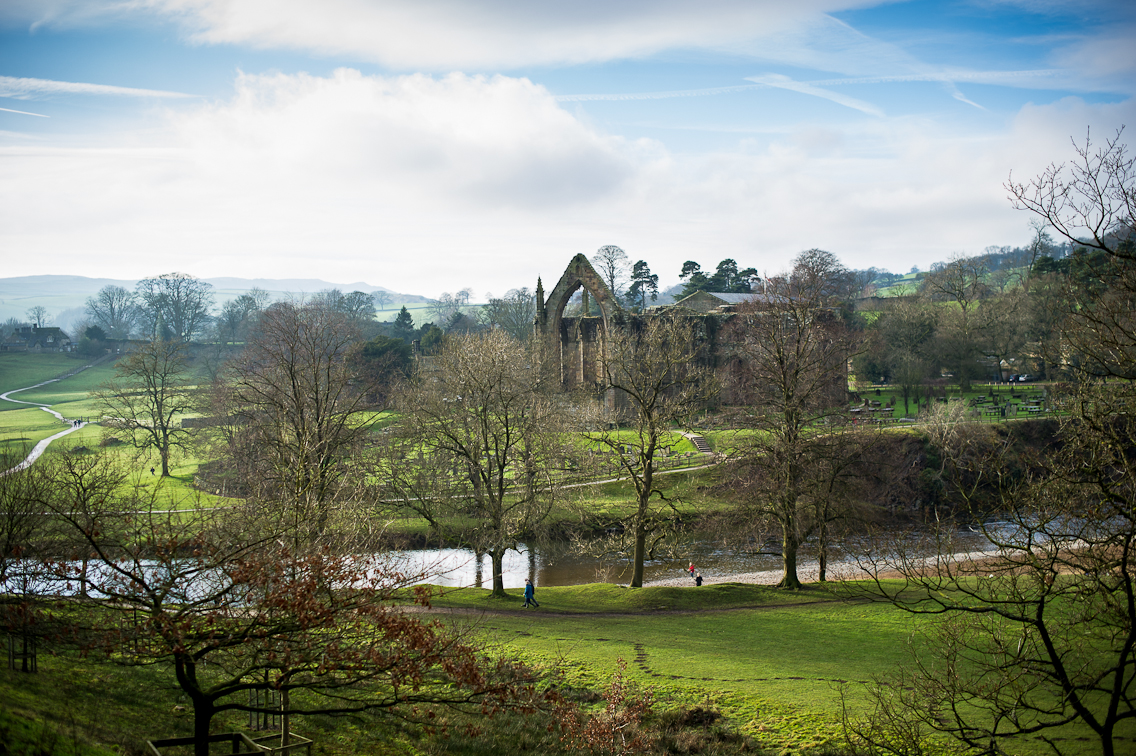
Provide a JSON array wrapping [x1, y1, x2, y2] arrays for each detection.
[[1051, 29, 1136, 93], [1, 69, 1132, 295], [3, 0, 877, 70]]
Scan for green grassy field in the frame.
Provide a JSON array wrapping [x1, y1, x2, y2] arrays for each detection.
[[0, 353, 101, 403], [0, 353, 233, 506], [1, 581, 1120, 756]]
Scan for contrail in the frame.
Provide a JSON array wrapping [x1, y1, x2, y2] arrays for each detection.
[[556, 84, 762, 102], [0, 75, 195, 99], [553, 69, 1061, 104], [0, 106, 49, 117]]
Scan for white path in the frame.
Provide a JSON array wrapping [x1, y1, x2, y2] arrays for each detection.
[[1, 368, 94, 475]]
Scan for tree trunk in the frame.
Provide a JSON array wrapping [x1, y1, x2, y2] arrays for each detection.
[[160, 447, 171, 477], [630, 521, 647, 588], [281, 688, 291, 748], [490, 549, 506, 596], [817, 517, 828, 583], [193, 701, 214, 756], [778, 517, 802, 590]]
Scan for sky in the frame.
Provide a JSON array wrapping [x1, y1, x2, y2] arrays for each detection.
[[1, 0, 1134, 299]]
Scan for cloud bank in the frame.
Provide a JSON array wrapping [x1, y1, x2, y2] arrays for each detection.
[[3, 68, 1132, 295]]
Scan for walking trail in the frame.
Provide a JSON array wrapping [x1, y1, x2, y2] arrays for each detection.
[[1, 367, 95, 475]]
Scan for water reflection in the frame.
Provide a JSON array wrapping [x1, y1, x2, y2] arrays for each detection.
[[397, 528, 999, 588], [397, 541, 792, 588]]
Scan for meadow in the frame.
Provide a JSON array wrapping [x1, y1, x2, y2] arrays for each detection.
[[2, 581, 1122, 756]]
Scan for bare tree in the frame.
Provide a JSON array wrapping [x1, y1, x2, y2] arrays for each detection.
[[426, 292, 466, 326], [24, 454, 527, 756], [850, 383, 1136, 756], [586, 315, 718, 588], [842, 128, 1136, 756], [135, 273, 214, 343], [719, 249, 863, 589], [1, 317, 26, 341], [921, 255, 992, 390], [96, 339, 195, 476], [215, 290, 268, 346], [593, 245, 631, 302], [383, 330, 580, 596], [25, 305, 49, 328], [479, 287, 536, 341], [873, 296, 937, 415], [311, 289, 376, 326], [373, 289, 392, 311], [1009, 127, 1136, 378], [85, 285, 137, 340], [1008, 127, 1134, 260], [0, 451, 52, 601], [213, 300, 374, 540]]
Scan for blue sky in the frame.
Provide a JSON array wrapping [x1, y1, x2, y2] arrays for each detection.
[[2, 0, 1133, 298]]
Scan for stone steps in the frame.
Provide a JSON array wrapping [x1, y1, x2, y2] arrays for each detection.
[[682, 432, 713, 455]]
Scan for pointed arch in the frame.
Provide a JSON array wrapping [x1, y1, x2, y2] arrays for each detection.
[[539, 253, 624, 341]]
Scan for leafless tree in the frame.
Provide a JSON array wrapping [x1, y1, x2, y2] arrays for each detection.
[[21, 453, 528, 756], [1008, 127, 1134, 260], [920, 255, 992, 390], [426, 292, 466, 326], [311, 289, 376, 326], [382, 330, 581, 596], [96, 339, 196, 476], [586, 314, 718, 588], [135, 272, 215, 343], [480, 287, 536, 341], [85, 285, 137, 340], [212, 300, 374, 541], [719, 249, 864, 589], [25, 305, 50, 328], [1009, 127, 1136, 378], [593, 245, 631, 302], [215, 289, 269, 346], [849, 383, 1136, 756], [842, 128, 1136, 756], [373, 289, 392, 311]]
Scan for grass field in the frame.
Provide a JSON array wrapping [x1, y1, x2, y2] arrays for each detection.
[[1, 581, 1122, 756], [0, 353, 233, 506], [0, 353, 89, 400]]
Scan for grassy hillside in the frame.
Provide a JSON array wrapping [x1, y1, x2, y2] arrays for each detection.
[[1, 582, 1121, 756]]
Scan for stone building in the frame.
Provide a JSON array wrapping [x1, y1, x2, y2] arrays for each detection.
[[533, 254, 847, 410], [0, 326, 72, 353], [533, 254, 730, 404]]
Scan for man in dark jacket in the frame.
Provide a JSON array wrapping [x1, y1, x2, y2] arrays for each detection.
[[522, 578, 539, 608]]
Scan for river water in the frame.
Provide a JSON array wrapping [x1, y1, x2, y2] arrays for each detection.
[[390, 527, 998, 589]]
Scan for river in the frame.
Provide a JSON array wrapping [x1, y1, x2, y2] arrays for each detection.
[[390, 526, 999, 589]]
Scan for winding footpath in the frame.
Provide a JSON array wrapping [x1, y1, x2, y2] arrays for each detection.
[[1, 367, 94, 475]]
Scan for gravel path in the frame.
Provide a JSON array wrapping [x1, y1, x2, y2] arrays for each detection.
[[644, 547, 1001, 588], [644, 562, 864, 588]]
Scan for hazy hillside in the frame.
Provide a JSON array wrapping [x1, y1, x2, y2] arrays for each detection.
[[0, 274, 429, 332]]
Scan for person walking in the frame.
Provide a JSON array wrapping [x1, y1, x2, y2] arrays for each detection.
[[688, 562, 696, 578], [695, 573, 703, 587], [522, 578, 539, 608]]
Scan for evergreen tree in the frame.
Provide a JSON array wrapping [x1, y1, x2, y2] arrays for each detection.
[[392, 306, 415, 342], [628, 260, 659, 311]]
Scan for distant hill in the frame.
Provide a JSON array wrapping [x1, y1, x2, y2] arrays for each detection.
[[0, 275, 429, 330]]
